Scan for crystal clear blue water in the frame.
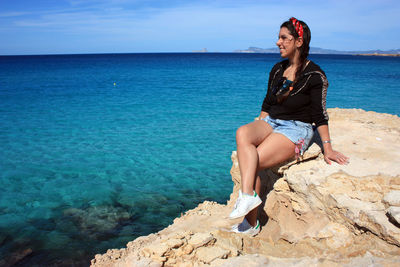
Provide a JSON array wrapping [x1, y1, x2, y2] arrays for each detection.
[[0, 53, 399, 266]]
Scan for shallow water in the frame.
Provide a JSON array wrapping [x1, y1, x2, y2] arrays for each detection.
[[0, 53, 399, 266]]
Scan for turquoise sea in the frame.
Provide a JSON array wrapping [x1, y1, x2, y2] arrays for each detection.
[[1, 53, 399, 266]]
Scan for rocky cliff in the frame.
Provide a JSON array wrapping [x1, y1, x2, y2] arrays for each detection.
[[91, 108, 400, 267]]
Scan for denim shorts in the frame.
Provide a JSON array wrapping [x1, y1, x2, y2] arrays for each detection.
[[262, 116, 314, 155]]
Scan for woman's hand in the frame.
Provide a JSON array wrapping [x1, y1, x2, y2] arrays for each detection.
[[316, 125, 349, 165], [323, 149, 349, 165]]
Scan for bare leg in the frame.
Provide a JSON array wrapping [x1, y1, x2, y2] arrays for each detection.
[[244, 133, 296, 226], [244, 175, 262, 226], [236, 120, 273, 195]]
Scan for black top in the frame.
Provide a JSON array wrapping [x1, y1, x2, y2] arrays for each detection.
[[261, 59, 329, 127]]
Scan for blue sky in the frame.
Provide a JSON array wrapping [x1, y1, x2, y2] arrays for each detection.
[[0, 0, 399, 55]]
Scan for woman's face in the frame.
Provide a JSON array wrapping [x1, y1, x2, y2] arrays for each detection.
[[276, 27, 296, 58]]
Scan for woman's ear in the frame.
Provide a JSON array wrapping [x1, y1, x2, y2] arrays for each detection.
[[296, 37, 304, 48]]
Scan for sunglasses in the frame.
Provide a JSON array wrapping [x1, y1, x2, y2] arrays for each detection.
[[273, 78, 293, 103]]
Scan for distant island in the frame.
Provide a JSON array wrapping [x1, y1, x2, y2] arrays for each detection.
[[234, 46, 400, 56], [357, 53, 400, 57], [192, 48, 208, 53]]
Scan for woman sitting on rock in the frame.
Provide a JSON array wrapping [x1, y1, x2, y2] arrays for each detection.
[[229, 17, 349, 236]]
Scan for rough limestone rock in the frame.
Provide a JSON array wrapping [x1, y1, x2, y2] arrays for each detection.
[[384, 191, 400, 207], [91, 109, 400, 267]]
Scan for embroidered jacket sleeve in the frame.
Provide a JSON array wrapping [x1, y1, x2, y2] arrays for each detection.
[[309, 73, 329, 127]]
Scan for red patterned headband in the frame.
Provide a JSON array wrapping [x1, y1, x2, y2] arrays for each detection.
[[290, 17, 303, 38]]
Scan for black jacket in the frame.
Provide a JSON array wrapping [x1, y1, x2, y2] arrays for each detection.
[[262, 60, 329, 127]]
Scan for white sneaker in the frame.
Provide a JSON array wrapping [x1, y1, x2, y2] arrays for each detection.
[[231, 218, 260, 237], [229, 190, 262, 219]]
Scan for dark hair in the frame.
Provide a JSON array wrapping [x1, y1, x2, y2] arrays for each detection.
[[280, 18, 311, 84]]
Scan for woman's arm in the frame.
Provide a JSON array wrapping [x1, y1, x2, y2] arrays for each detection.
[[309, 71, 348, 165], [317, 124, 349, 165]]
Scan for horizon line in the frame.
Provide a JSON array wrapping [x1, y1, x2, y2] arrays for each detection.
[[1, 51, 400, 57], [2, 46, 399, 57]]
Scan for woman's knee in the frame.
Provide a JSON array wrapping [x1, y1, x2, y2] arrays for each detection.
[[236, 125, 250, 145]]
